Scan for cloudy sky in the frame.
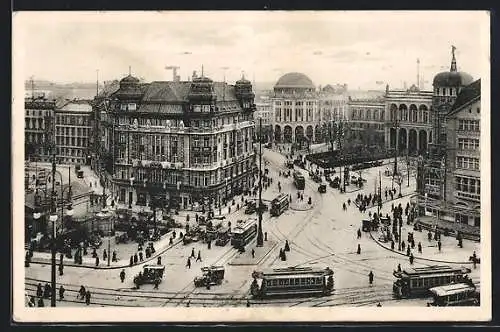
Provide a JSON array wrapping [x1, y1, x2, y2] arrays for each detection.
[[14, 11, 489, 90]]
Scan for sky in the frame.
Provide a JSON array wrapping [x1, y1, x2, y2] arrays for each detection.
[[14, 11, 489, 91]]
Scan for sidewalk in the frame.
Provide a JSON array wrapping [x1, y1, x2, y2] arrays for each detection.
[[29, 230, 183, 270], [416, 216, 480, 242]]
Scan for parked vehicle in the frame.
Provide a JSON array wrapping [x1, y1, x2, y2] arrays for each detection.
[[194, 266, 225, 287], [318, 184, 327, 193], [134, 265, 165, 286]]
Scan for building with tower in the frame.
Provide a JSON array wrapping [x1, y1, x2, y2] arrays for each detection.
[[97, 71, 257, 210], [416, 47, 478, 229]]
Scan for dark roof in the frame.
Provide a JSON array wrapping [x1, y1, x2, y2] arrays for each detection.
[[275, 72, 315, 89], [213, 82, 238, 101], [142, 81, 192, 103], [449, 79, 481, 115], [433, 71, 474, 87], [121, 74, 140, 83]]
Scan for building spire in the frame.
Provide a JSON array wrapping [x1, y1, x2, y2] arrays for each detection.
[[450, 45, 457, 72], [129, 65, 131, 76], [201, 64, 204, 77]]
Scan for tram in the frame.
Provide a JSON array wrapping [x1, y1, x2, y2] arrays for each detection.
[[270, 193, 290, 217], [231, 218, 257, 249], [215, 226, 230, 246], [250, 266, 334, 298], [293, 171, 305, 190], [428, 283, 479, 307], [393, 265, 472, 298]]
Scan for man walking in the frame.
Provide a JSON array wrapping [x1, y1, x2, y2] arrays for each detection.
[[120, 269, 126, 283]]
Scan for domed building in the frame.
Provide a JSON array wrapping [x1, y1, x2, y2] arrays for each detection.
[[272, 72, 348, 148]]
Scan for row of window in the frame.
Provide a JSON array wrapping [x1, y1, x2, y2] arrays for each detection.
[[26, 133, 45, 144], [275, 101, 316, 107], [458, 120, 480, 132], [56, 137, 89, 147], [56, 126, 91, 137], [350, 109, 385, 121], [455, 176, 480, 195], [56, 115, 91, 126], [275, 108, 316, 122], [25, 118, 45, 130], [350, 122, 385, 130], [389, 109, 430, 123], [117, 114, 253, 129], [456, 214, 480, 227], [25, 109, 52, 117], [56, 147, 86, 157], [409, 275, 456, 289], [265, 277, 323, 287], [434, 87, 458, 97], [456, 156, 480, 171], [457, 138, 480, 151]]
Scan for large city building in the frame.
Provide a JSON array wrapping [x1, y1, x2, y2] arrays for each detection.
[[272, 72, 348, 145], [54, 100, 94, 165], [445, 79, 481, 227], [416, 47, 478, 228], [384, 85, 433, 155], [347, 93, 386, 150], [24, 95, 56, 162], [98, 72, 257, 210]]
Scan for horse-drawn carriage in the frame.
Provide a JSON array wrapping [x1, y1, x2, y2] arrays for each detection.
[[193, 266, 225, 287], [133, 265, 165, 287], [362, 219, 379, 232]]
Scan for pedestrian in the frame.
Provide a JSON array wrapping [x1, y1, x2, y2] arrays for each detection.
[[103, 249, 107, 261], [95, 255, 99, 267], [154, 278, 160, 290], [418, 242, 422, 254], [279, 248, 283, 259], [438, 240, 442, 252], [357, 244, 361, 255], [391, 240, 395, 250], [191, 248, 195, 258], [247, 300, 251, 307], [85, 290, 91, 305], [134, 254, 138, 264], [251, 248, 255, 258], [196, 250, 202, 262], [406, 246, 411, 256], [377, 303, 382, 307], [186, 257, 191, 269], [284, 240, 290, 252], [368, 271, 374, 285], [157, 256, 162, 265], [401, 241, 406, 251], [37, 297, 45, 307], [112, 251, 117, 262], [397, 263, 401, 272], [409, 253, 414, 265], [59, 285, 65, 301], [120, 269, 125, 283], [139, 251, 144, 262], [44, 283, 51, 299], [357, 229, 362, 239], [59, 263, 64, 276], [78, 285, 86, 300], [130, 256, 134, 266], [36, 283, 43, 298]]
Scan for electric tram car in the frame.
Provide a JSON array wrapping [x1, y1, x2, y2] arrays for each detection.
[[293, 171, 305, 190], [231, 218, 257, 249], [250, 266, 334, 298], [270, 193, 290, 217], [393, 265, 472, 299], [428, 283, 479, 307]]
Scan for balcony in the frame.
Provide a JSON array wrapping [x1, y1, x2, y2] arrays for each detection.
[[455, 191, 480, 202]]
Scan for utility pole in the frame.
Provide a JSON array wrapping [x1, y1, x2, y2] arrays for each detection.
[[256, 118, 264, 247], [50, 153, 57, 307]]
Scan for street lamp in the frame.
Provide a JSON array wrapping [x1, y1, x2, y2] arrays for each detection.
[[129, 176, 135, 209], [48, 212, 58, 307]]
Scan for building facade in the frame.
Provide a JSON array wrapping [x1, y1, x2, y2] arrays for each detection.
[[24, 96, 56, 162], [384, 85, 433, 155], [272, 72, 348, 145], [347, 95, 386, 149], [100, 73, 257, 210], [54, 100, 94, 165], [416, 47, 477, 227], [445, 79, 481, 227]]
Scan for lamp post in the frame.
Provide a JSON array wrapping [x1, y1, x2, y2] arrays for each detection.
[[256, 117, 264, 247], [129, 176, 135, 209]]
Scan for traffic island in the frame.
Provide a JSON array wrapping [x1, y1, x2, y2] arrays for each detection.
[[228, 240, 277, 266], [289, 201, 314, 212]]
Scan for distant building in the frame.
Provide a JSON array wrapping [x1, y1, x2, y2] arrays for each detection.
[[24, 97, 56, 162], [384, 85, 433, 155], [97, 73, 256, 210], [271, 72, 348, 146], [347, 94, 386, 150], [255, 100, 273, 126], [54, 100, 94, 165]]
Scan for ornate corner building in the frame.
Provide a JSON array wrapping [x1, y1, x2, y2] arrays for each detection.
[[416, 47, 480, 229], [95, 72, 257, 210]]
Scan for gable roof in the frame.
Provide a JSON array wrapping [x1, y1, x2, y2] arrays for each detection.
[[449, 79, 481, 115]]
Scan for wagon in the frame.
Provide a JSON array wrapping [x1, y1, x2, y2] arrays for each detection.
[[133, 265, 165, 287]]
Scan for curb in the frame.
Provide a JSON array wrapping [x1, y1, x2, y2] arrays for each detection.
[[289, 204, 314, 212], [367, 229, 474, 266], [29, 238, 183, 270]]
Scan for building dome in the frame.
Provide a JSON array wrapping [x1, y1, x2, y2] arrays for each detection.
[[120, 74, 140, 84], [433, 71, 473, 87], [275, 72, 315, 89]]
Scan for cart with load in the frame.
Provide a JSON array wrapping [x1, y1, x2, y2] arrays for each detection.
[[133, 264, 165, 287], [193, 266, 225, 287]]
